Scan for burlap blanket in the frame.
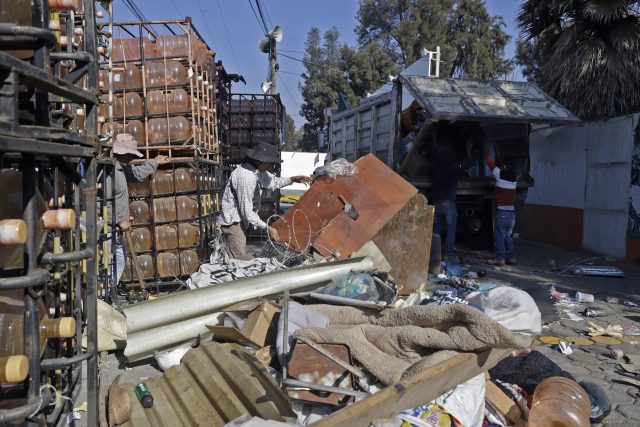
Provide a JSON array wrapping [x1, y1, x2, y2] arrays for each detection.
[[295, 304, 532, 385]]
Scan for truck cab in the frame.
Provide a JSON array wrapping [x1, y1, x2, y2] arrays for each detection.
[[328, 75, 579, 248]]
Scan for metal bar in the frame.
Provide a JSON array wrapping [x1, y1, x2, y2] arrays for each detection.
[[62, 63, 89, 84], [40, 346, 96, 370], [0, 269, 49, 289], [0, 135, 93, 157], [0, 52, 97, 104], [0, 23, 56, 48], [0, 389, 52, 425], [293, 336, 366, 379], [49, 51, 92, 63], [0, 123, 94, 146], [283, 378, 369, 399], [84, 159, 99, 426], [41, 248, 93, 264], [23, 153, 42, 426], [122, 257, 374, 333]]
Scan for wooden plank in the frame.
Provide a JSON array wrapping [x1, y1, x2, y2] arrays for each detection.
[[311, 348, 512, 427], [372, 194, 433, 294]]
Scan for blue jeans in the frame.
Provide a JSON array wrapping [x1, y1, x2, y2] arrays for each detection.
[[434, 201, 457, 256], [494, 210, 516, 261]]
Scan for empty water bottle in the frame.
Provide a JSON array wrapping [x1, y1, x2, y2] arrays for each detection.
[[129, 201, 150, 224], [177, 223, 200, 246], [529, 376, 591, 427], [144, 61, 187, 88], [130, 227, 151, 252], [154, 224, 178, 250], [151, 170, 174, 194], [152, 197, 177, 222], [146, 116, 191, 144], [179, 250, 199, 274], [174, 168, 196, 192], [112, 93, 143, 118], [155, 34, 190, 57], [157, 251, 179, 277], [176, 196, 198, 220]]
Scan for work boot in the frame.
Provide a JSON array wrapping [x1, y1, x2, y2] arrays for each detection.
[[487, 258, 505, 267]]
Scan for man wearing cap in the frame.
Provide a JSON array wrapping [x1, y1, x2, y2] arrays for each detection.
[[220, 142, 311, 260], [106, 133, 168, 287]]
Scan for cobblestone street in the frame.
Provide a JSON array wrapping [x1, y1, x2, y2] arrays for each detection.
[[455, 239, 640, 426]]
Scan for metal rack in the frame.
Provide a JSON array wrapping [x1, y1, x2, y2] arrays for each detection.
[[97, 18, 221, 163], [0, 0, 100, 424], [119, 157, 219, 291]]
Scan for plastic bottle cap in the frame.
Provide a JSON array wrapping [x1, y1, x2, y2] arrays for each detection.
[[0, 220, 27, 245], [57, 317, 76, 338], [4, 355, 28, 383]]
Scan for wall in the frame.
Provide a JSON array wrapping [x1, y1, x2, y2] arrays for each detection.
[[527, 114, 640, 259], [526, 124, 588, 250]]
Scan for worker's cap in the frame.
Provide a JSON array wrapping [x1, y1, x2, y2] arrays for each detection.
[[112, 133, 143, 157], [246, 142, 283, 163]]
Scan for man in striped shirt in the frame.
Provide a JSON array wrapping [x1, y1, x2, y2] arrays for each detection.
[[219, 142, 311, 260], [485, 143, 518, 266]]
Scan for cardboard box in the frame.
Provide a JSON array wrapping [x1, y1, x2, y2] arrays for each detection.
[[208, 300, 280, 348], [485, 379, 523, 424]]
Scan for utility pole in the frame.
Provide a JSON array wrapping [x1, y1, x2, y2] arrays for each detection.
[[270, 39, 277, 95]]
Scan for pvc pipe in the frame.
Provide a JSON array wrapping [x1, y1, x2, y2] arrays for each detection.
[[122, 257, 374, 334], [124, 313, 221, 362]]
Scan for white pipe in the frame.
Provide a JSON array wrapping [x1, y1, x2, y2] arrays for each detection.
[[124, 313, 221, 362], [122, 257, 374, 334]]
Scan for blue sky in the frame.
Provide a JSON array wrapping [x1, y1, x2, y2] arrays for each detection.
[[108, 0, 523, 127]]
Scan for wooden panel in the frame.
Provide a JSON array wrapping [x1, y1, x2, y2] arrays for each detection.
[[311, 348, 512, 427], [272, 154, 418, 259], [373, 195, 433, 295]]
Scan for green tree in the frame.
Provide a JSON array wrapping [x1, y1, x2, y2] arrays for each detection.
[[283, 113, 301, 151], [356, 0, 513, 78], [341, 42, 398, 98], [299, 27, 357, 151], [516, 0, 640, 120]]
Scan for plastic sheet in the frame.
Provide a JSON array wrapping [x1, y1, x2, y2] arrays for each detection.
[[316, 273, 379, 301], [322, 158, 358, 180]]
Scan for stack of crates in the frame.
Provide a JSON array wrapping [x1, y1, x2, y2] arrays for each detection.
[[226, 94, 284, 234], [98, 18, 221, 162], [0, 0, 101, 424], [97, 19, 222, 291]]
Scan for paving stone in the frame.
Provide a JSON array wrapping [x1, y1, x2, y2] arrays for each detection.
[[575, 376, 612, 389], [616, 404, 640, 420], [539, 335, 563, 344], [565, 335, 594, 346], [626, 388, 640, 399], [602, 410, 630, 425], [604, 389, 635, 404], [568, 352, 599, 363]]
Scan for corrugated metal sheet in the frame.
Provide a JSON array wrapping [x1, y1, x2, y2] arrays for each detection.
[[400, 76, 580, 124], [582, 115, 638, 257], [114, 342, 297, 426], [528, 125, 588, 209]]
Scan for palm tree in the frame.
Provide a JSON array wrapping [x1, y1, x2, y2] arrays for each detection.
[[517, 0, 640, 121]]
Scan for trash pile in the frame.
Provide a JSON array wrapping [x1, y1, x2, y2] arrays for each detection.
[[100, 156, 594, 427]]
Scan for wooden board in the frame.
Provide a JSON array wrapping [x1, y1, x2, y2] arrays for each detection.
[[272, 154, 418, 259], [311, 348, 512, 427], [372, 194, 433, 294]]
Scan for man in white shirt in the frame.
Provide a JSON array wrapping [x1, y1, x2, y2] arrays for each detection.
[[219, 142, 310, 259]]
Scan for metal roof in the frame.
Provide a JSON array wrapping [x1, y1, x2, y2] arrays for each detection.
[[400, 75, 580, 124]]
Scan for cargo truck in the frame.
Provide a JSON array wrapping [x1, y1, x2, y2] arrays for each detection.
[[328, 75, 579, 248]]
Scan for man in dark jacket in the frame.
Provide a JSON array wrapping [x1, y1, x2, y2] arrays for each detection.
[[431, 135, 474, 260]]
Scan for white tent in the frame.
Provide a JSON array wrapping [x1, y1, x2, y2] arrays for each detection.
[[279, 151, 327, 196]]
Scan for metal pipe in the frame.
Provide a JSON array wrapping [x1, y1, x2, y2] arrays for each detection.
[[283, 378, 369, 399], [123, 257, 374, 334], [0, 269, 49, 290], [0, 389, 52, 425], [124, 312, 222, 362], [41, 248, 93, 264]]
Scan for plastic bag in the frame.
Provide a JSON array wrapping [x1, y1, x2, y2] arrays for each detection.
[[317, 272, 379, 301], [322, 158, 358, 180]]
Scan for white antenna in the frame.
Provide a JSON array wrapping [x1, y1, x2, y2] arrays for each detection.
[[423, 46, 441, 77]]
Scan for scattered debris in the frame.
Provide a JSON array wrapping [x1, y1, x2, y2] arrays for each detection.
[[569, 265, 625, 277], [555, 341, 573, 355], [588, 322, 624, 338]]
